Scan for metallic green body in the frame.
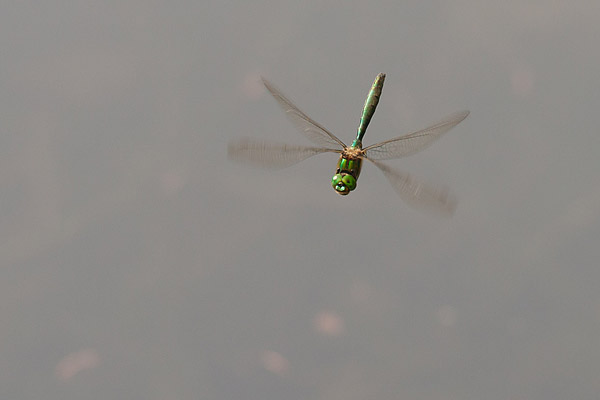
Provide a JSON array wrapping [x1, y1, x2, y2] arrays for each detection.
[[331, 74, 385, 195], [337, 156, 362, 176], [356, 73, 385, 142], [229, 72, 469, 214], [332, 153, 363, 195]]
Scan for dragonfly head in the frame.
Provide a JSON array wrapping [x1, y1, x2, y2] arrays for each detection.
[[331, 173, 357, 196]]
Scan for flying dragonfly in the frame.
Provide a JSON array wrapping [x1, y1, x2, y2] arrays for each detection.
[[228, 73, 469, 215]]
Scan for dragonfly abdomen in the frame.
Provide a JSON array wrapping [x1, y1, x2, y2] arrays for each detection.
[[356, 73, 385, 142]]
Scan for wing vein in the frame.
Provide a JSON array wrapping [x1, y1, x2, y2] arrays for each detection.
[[364, 111, 469, 160], [228, 138, 340, 169], [262, 77, 347, 149]]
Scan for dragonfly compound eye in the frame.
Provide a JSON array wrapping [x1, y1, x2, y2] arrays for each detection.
[[331, 174, 349, 195], [331, 174, 343, 188], [341, 174, 356, 191]]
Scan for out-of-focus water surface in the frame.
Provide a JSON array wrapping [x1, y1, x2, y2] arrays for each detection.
[[2, 2, 600, 399]]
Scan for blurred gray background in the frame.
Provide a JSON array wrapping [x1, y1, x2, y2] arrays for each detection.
[[2, 1, 599, 399]]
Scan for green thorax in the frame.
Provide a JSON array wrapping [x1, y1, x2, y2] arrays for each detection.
[[356, 73, 385, 142], [331, 145, 364, 195], [331, 154, 363, 195], [336, 154, 362, 179]]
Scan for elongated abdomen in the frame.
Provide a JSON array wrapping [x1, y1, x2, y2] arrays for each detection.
[[356, 73, 385, 141]]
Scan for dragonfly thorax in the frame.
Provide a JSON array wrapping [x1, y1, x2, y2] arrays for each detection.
[[342, 146, 364, 159], [331, 153, 363, 196]]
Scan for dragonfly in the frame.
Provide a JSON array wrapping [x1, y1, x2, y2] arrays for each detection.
[[228, 73, 469, 215]]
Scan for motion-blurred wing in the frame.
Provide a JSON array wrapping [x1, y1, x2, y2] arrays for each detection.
[[364, 111, 469, 160], [368, 159, 457, 216], [228, 138, 340, 169], [261, 77, 347, 149]]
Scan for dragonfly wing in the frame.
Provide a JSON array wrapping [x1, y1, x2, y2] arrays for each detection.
[[228, 138, 340, 169], [367, 159, 457, 216], [364, 111, 469, 160], [262, 77, 347, 149]]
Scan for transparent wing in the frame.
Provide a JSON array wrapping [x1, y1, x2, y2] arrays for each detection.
[[364, 111, 469, 160], [228, 138, 341, 169], [261, 77, 347, 149], [367, 158, 457, 216]]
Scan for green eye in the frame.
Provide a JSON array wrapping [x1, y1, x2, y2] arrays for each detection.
[[331, 174, 343, 188], [342, 174, 356, 190]]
